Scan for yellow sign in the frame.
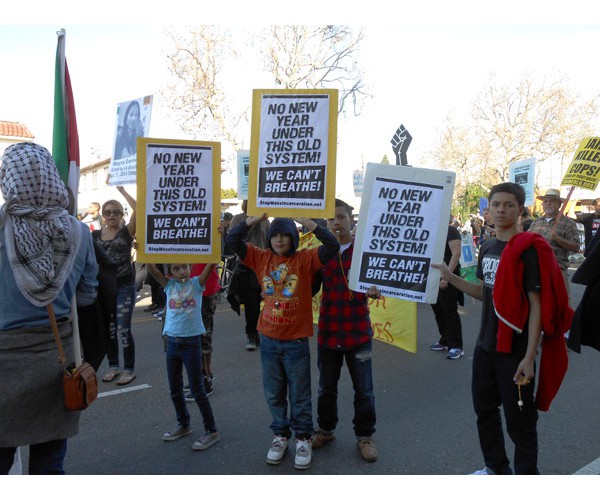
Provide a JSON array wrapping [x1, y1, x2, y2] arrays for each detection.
[[561, 137, 600, 191], [248, 89, 338, 218], [301, 232, 418, 353], [136, 137, 221, 264]]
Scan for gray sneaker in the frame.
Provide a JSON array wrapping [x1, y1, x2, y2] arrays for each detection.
[[294, 438, 312, 470], [162, 426, 192, 442], [266, 435, 289, 465], [192, 431, 220, 451]]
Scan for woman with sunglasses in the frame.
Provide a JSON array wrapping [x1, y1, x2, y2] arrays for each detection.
[[93, 185, 138, 385]]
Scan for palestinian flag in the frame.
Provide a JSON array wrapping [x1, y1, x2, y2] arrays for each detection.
[[52, 28, 80, 204]]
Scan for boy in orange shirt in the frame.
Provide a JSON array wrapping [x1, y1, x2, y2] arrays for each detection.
[[227, 215, 339, 470]]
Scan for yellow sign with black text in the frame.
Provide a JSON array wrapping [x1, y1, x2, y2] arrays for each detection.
[[561, 137, 600, 191]]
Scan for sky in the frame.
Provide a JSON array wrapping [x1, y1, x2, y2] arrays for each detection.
[[2, 2, 600, 200]]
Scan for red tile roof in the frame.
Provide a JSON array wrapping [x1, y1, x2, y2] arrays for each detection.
[[0, 121, 34, 139]]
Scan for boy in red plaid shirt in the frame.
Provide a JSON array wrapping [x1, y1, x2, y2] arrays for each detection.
[[312, 199, 380, 462]]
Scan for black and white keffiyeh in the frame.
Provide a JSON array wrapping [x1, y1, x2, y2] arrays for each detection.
[[0, 143, 81, 306]]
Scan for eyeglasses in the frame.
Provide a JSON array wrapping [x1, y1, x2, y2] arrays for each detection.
[[102, 210, 123, 217]]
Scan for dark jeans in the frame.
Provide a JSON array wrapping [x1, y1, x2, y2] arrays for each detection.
[[0, 439, 67, 475], [107, 282, 136, 372], [472, 345, 539, 474], [166, 336, 217, 433], [431, 284, 463, 349], [317, 341, 376, 437]]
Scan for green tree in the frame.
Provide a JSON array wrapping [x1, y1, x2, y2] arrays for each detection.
[[221, 188, 237, 199], [452, 182, 489, 220], [381, 154, 390, 164]]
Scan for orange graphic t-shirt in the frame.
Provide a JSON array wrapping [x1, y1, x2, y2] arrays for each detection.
[[243, 245, 322, 340]]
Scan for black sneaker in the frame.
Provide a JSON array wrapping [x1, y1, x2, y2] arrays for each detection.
[[203, 375, 214, 396], [246, 337, 257, 351]]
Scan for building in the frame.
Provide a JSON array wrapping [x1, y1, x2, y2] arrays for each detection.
[[0, 120, 35, 204], [0, 120, 35, 156]]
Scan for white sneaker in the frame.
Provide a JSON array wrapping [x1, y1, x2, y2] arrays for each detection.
[[266, 435, 288, 465], [471, 466, 494, 475], [294, 438, 312, 470]]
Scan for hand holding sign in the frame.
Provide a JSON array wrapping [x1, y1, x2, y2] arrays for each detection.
[[294, 217, 317, 233], [391, 124, 412, 166], [430, 262, 451, 280], [246, 213, 269, 227]]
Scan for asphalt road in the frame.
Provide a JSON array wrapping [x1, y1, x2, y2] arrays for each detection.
[[59, 269, 599, 476]]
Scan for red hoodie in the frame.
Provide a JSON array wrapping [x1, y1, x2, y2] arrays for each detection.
[[493, 232, 573, 411]]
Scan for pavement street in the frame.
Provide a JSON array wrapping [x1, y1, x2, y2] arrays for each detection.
[[57, 268, 600, 476]]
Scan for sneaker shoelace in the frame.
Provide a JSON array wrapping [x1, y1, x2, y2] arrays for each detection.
[[296, 441, 310, 456], [272, 437, 286, 450]]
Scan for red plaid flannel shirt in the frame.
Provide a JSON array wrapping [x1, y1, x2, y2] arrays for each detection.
[[318, 243, 373, 349]]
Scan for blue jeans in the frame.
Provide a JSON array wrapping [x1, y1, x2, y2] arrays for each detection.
[[259, 335, 313, 439], [166, 336, 217, 433], [0, 439, 67, 475], [107, 282, 136, 372], [317, 341, 376, 437]]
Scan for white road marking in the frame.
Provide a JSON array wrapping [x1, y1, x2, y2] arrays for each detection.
[[98, 384, 152, 398], [574, 457, 600, 475]]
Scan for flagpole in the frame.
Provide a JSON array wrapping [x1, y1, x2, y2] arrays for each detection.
[[53, 28, 83, 366]]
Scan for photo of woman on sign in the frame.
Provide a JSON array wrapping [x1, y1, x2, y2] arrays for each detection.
[[114, 99, 145, 160]]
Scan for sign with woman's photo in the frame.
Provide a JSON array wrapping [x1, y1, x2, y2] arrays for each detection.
[[349, 163, 455, 303], [135, 138, 221, 264], [109, 95, 153, 186], [248, 89, 338, 218]]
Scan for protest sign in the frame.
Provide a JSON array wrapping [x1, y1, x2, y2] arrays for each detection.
[[248, 89, 338, 218], [561, 137, 600, 191], [509, 157, 536, 206], [459, 232, 477, 268], [237, 150, 250, 200], [135, 138, 221, 264], [349, 163, 456, 304], [459, 232, 478, 284], [109, 95, 152, 186]]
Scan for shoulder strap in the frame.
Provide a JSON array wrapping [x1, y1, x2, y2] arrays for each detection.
[[47, 304, 67, 366]]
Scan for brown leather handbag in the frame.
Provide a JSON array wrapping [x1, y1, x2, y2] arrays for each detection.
[[48, 304, 98, 411]]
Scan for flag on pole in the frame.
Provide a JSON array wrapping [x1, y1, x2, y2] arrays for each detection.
[[52, 28, 80, 203], [52, 29, 83, 367]]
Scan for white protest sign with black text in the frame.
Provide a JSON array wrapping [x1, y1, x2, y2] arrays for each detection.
[[248, 89, 337, 218], [349, 164, 456, 303], [135, 138, 221, 264], [237, 150, 250, 200]]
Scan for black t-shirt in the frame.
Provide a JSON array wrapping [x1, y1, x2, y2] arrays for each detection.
[[476, 238, 540, 355]]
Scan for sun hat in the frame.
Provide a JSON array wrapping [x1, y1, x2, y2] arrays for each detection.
[[536, 188, 564, 202]]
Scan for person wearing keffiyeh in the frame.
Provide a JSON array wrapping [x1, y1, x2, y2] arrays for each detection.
[[0, 143, 98, 475]]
